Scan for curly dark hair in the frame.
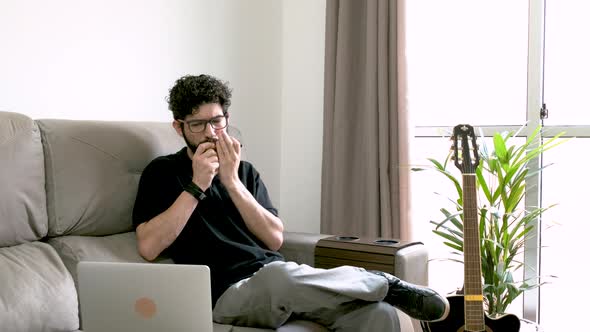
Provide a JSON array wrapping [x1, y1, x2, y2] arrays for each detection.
[[167, 74, 233, 120]]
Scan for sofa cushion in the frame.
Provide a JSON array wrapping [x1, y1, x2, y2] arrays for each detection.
[[0, 241, 79, 332], [278, 320, 328, 331], [225, 320, 328, 331], [213, 323, 234, 332], [231, 326, 275, 331], [37, 119, 183, 237], [48, 232, 173, 286], [0, 111, 48, 247]]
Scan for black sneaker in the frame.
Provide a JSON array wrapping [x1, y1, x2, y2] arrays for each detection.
[[369, 270, 450, 322]]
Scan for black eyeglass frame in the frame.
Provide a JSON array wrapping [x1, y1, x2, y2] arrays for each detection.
[[178, 114, 229, 133]]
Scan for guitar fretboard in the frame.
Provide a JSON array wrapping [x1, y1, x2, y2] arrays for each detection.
[[462, 174, 485, 331]]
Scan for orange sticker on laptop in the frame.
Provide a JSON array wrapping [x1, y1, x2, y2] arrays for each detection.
[[135, 297, 157, 319]]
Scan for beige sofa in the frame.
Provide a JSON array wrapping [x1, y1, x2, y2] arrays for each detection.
[[0, 111, 426, 331]]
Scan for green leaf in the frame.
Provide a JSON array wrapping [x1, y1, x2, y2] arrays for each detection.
[[493, 132, 508, 164], [443, 241, 463, 252], [432, 209, 464, 233], [440, 208, 465, 233], [505, 183, 525, 213], [476, 166, 492, 203], [433, 230, 463, 248], [426, 158, 463, 198]]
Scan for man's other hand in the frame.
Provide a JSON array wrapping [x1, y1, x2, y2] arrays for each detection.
[[192, 141, 218, 190]]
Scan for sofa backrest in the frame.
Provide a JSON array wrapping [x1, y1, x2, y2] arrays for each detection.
[[0, 112, 186, 331], [0, 111, 48, 247], [36, 118, 184, 237]]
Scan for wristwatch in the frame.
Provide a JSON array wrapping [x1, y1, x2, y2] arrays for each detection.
[[184, 182, 207, 201]]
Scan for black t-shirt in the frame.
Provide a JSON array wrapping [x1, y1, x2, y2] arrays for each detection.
[[132, 147, 284, 304]]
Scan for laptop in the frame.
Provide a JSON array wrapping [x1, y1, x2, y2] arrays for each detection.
[[77, 261, 213, 332]]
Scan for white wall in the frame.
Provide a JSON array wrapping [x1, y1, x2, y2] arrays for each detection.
[[280, 0, 325, 233], [0, 0, 325, 233]]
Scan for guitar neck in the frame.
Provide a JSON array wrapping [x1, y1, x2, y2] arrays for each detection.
[[462, 174, 485, 331]]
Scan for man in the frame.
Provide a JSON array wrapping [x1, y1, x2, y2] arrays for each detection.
[[132, 74, 449, 331]]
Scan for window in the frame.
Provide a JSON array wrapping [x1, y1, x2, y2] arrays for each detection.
[[406, 1, 590, 330], [406, 1, 528, 127]]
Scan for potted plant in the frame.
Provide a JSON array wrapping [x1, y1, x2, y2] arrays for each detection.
[[413, 125, 564, 317]]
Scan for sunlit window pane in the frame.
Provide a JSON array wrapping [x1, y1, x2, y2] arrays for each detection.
[[406, 1, 529, 127], [411, 137, 463, 295], [544, 1, 590, 125], [540, 138, 589, 331]]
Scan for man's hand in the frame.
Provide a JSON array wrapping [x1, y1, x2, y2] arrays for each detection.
[[191, 142, 218, 190], [216, 130, 241, 188], [215, 130, 283, 250]]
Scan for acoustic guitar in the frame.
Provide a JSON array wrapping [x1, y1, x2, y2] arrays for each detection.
[[421, 124, 521, 332]]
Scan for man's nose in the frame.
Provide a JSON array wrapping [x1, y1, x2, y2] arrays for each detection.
[[204, 122, 216, 136]]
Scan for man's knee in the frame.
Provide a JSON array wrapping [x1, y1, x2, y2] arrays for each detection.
[[254, 261, 297, 293]]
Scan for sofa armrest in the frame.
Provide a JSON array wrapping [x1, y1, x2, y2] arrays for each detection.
[[279, 232, 332, 266], [280, 232, 428, 286]]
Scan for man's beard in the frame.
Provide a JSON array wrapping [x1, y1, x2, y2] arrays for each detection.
[[181, 127, 217, 154], [181, 127, 198, 153]]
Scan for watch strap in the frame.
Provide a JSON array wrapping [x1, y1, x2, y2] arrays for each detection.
[[184, 182, 207, 201]]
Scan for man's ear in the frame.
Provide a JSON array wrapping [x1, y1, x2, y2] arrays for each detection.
[[172, 120, 183, 137]]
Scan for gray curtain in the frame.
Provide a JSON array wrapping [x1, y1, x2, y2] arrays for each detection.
[[321, 0, 411, 240]]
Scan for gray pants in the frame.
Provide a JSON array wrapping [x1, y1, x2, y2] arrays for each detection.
[[213, 261, 400, 332]]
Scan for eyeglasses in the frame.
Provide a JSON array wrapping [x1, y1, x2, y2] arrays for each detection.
[[179, 115, 228, 133]]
